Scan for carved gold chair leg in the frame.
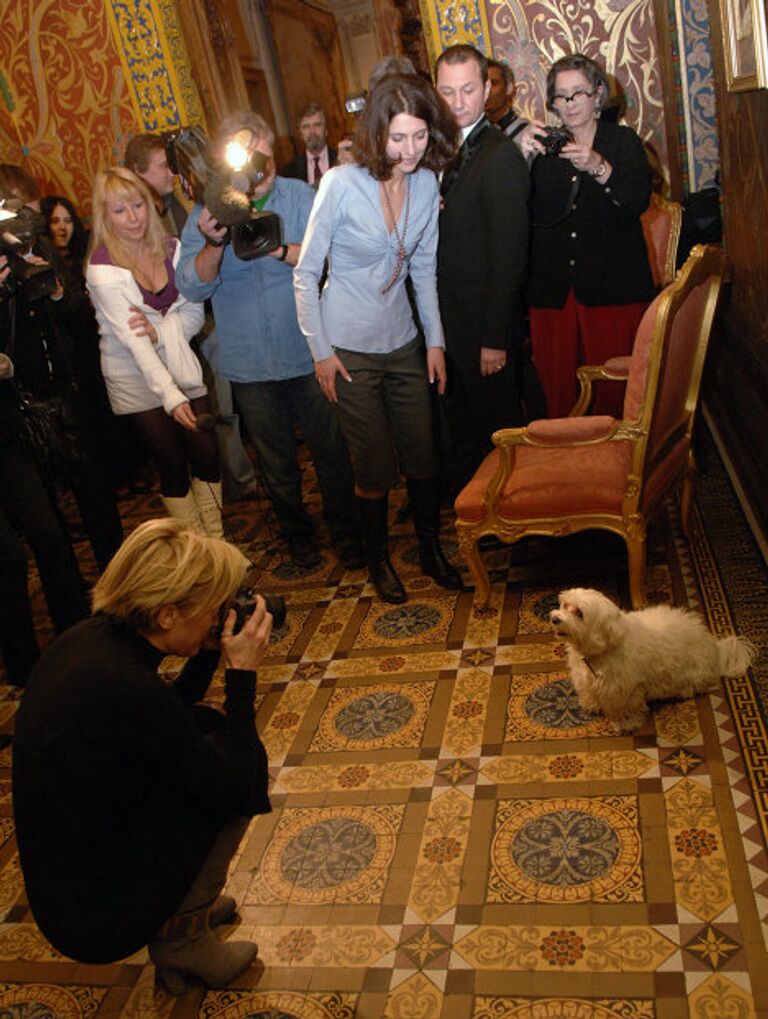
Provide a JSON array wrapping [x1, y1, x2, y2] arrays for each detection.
[[625, 531, 648, 609], [458, 530, 492, 606]]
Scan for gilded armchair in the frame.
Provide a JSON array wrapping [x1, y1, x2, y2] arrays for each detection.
[[454, 244, 725, 609]]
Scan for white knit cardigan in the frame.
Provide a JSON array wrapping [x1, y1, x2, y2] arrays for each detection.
[[86, 241, 206, 415]]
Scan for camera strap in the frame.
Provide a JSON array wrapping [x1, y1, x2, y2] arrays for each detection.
[[531, 171, 582, 230]]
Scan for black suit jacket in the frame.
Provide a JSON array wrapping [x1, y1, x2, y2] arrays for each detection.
[[280, 147, 337, 182], [438, 118, 530, 355]]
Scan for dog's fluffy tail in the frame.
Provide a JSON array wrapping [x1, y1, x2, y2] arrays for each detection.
[[717, 635, 757, 676]]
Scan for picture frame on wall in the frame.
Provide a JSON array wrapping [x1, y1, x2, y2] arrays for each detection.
[[720, 0, 768, 89]]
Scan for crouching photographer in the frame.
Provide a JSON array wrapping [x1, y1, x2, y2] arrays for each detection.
[[177, 112, 363, 571], [13, 518, 273, 993]]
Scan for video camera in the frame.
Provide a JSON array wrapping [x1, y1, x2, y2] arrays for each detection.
[[0, 198, 57, 301], [163, 125, 282, 260]]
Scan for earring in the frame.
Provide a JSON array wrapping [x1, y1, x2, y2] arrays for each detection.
[[593, 103, 601, 119]]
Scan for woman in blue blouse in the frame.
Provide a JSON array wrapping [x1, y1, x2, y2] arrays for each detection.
[[294, 74, 461, 604]]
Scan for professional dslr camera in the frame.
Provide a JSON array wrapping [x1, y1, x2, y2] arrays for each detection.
[[164, 125, 282, 260], [222, 585, 287, 634], [537, 125, 573, 156], [0, 197, 57, 301]]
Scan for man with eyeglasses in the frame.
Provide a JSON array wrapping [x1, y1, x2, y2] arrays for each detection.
[[435, 44, 530, 497]]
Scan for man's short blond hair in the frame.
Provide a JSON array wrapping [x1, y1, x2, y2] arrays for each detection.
[[92, 519, 249, 633]]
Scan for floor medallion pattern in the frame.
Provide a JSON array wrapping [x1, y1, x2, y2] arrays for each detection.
[[0, 427, 767, 1017], [489, 797, 644, 903]]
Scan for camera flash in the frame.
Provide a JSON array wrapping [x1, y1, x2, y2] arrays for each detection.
[[225, 140, 249, 172]]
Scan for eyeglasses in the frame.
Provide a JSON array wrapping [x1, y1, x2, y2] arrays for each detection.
[[552, 89, 596, 106]]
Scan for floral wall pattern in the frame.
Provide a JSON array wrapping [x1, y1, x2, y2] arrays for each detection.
[[419, 0, 722, 192], [0, 1, 136, 213], [674, 0, 720, 189], [0, 0, 201, 216]]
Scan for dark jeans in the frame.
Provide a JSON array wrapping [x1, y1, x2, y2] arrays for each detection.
[[0, 437, 88, 685], [232, 374, 358, 543]]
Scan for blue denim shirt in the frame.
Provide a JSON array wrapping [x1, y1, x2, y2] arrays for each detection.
[[177, 176, 316, 382]]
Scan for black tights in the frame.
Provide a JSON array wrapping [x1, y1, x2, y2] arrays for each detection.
[[129, 396, 220, 497]]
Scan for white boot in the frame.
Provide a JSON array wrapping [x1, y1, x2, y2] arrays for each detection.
[[191, 479, 224, 538], [161, 492, 203, 533]]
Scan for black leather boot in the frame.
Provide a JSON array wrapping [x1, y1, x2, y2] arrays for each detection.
[[406, 477, 463, 590], [358, 495, 407, 604]]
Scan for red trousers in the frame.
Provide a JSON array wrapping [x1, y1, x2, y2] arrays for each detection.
[[530, 291, 649, 418]]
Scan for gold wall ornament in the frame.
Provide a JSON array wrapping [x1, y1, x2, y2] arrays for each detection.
[[104, 0, 204, 131], [418, 0, 493, 64]]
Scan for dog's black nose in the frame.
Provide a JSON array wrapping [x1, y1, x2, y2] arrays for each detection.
[[550, 611, 562, 624]]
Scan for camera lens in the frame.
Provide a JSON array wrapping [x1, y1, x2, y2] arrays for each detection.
[[263, 594, 286, 629]]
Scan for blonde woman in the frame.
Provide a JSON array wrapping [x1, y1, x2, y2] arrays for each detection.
[[86, 168, 222, 535], [13, 519, 272, 991]]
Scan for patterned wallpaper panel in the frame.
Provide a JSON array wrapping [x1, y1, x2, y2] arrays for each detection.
[[674, 0, 720, 189], [419, 0, 722, 192], [0, 0, 201, 216], [0, 1, 136, 213]]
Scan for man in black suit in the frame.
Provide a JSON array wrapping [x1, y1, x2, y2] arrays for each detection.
[[280, 103, 337, 187], [436, 45, 530, 496]]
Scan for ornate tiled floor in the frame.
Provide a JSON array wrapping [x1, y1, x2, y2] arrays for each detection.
[[1, 433, 766, 1018]]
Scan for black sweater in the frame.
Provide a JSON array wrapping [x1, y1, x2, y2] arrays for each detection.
[[528, 120, 655, 309], [12, 614, 270, 963]]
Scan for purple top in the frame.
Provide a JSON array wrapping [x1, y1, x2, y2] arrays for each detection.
[[90, 238, 179, 315]]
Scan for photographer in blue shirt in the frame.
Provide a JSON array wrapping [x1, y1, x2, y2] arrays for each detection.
[[177, 112, 362, 570]]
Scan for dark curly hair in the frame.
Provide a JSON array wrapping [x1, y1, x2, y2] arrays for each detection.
[[353, 73, 459, 181], [40, 195, 89, 261]]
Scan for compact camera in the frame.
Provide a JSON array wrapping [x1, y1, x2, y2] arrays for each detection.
[[344, 93, 367, 114], [538, 125, 573, 156], [229, 586, 287, 633]]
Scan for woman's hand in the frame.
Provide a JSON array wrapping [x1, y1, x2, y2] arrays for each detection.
[[315, 353, 351, 403], [220, 594, 273, 672], [128, 303, 158, 344], [172, 401, 198, 431], [520, 121, 547, 159], [427, 347, 447, 394], [560, 140, 601, 174]]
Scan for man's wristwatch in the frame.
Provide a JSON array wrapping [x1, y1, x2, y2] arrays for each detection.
[[277, 243, 289, 262]]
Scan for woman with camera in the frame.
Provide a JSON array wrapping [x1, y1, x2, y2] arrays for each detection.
[[0, 163, 124, 572], [86, 168, 222, 536], [294, 73, 463, 604], [0, 253, 90, 686], [521, 54, 654, 418], [13, 518, 272, 992]]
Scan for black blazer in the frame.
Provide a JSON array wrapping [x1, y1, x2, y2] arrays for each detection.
[[280, 146, 337, 182], [438, 118, 530, 353], [528, 120, 654, 308]]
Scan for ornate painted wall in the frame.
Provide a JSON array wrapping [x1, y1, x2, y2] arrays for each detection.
[[0, 0, 202, 215], [418, 0, 721, 192]]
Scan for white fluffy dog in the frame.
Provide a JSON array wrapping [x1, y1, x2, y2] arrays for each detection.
[[550, 587, 756, 732]]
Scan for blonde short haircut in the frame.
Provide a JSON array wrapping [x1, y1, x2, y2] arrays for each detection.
[[87, 167, 168, 270], [92, 519, 249, 633]]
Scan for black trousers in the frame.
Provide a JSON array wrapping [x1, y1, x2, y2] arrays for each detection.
[[0, 437, 88, 685]]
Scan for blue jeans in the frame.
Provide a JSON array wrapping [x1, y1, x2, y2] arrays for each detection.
[[232, 374, 359, 543]]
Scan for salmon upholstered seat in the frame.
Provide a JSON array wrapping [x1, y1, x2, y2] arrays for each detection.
[[453, 244, 724, 608]]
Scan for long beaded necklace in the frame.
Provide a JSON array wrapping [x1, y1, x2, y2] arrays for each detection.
[[380, 174, 411, 294]]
